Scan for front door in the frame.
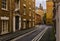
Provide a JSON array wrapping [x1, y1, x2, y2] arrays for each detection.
[[15, 16, 19, 30]]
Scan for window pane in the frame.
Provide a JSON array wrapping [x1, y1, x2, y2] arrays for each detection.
[[2, 0, 6, 9]]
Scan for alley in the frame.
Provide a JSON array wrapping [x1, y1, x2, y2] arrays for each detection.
[[0, 0, 56, 41]]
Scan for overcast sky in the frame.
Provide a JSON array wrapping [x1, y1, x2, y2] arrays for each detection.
[[36, 0, 46, 9]]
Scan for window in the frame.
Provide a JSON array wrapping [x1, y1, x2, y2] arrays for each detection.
[[2, 20, 8, 34], [23, 19, 26, 21], [29, 11, 31, 16], [16, 0, 19, 4], [33, 19, 35, 21], [29, 19, 31, 21], [23, 4, 26, 15], [2, 0, 7, 9], [33, 22, 34, 26], [23, 4, 26, 7], [29, 2, 31, 5], [33, 4, 35, 8], [29, 22, 31, 27], [15, 0, 20, 10], [33, 14, 35, 18], [23, 22, 26, 29], [23, 8, 26, 15], [32, 0, 35, 2]]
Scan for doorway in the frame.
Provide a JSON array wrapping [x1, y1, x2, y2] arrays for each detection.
[[15, 16, 19, 30]]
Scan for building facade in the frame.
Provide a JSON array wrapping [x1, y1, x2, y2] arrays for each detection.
[[0, 0, 35, 35], [53, 0, 60, 41], [0, 0, 15, 35], [36, 4, 44, 24], [35, 14, 41, 25], [20, 0, 35, 29]]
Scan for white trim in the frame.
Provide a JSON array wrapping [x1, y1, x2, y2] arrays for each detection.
[[13, 16, 15, 32], [19, 17, 21, 30], [1, 8, 9, 11], [23, 19, 26, 21], [1, 17, 9, 20], [13, 16, 21, 32], [23, 4, 26, 7], [2, 0, 8, 10]]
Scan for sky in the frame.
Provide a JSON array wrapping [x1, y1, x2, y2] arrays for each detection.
[[36, 0, 46, 9]]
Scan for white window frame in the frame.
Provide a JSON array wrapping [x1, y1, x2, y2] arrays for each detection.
[[19, 17, 21, 30], [23, 8, 26, 15], [23, 4, 26, 7], [2, 0, 8, 10], [1, 20, 8, 34]]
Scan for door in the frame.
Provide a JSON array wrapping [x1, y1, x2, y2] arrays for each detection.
[[15, 16, 19, 30]]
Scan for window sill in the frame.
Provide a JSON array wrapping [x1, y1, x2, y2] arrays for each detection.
[[1, 8, 9, 11]]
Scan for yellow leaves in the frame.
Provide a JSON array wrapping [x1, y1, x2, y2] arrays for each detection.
[[46, 1, 53, 19], [46, 1, 54, 10]]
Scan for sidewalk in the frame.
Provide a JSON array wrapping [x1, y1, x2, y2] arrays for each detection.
[[0, 27, 37, 41]]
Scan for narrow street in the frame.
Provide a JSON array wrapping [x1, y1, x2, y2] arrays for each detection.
[[10, 25, 52, 41], [0, 0, 58, 41]]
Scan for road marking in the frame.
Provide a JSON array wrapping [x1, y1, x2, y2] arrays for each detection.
[[37, 28, 48, 41], [10, 27, 40, 41], [32, 27, 48, 41]]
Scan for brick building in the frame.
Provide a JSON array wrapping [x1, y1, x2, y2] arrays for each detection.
[[0, 0, 35, 35], [35, 4, 44, 24], [21, 0, 35, 29], [35, 14, 41, 25], [0, 0, 15, 35]]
